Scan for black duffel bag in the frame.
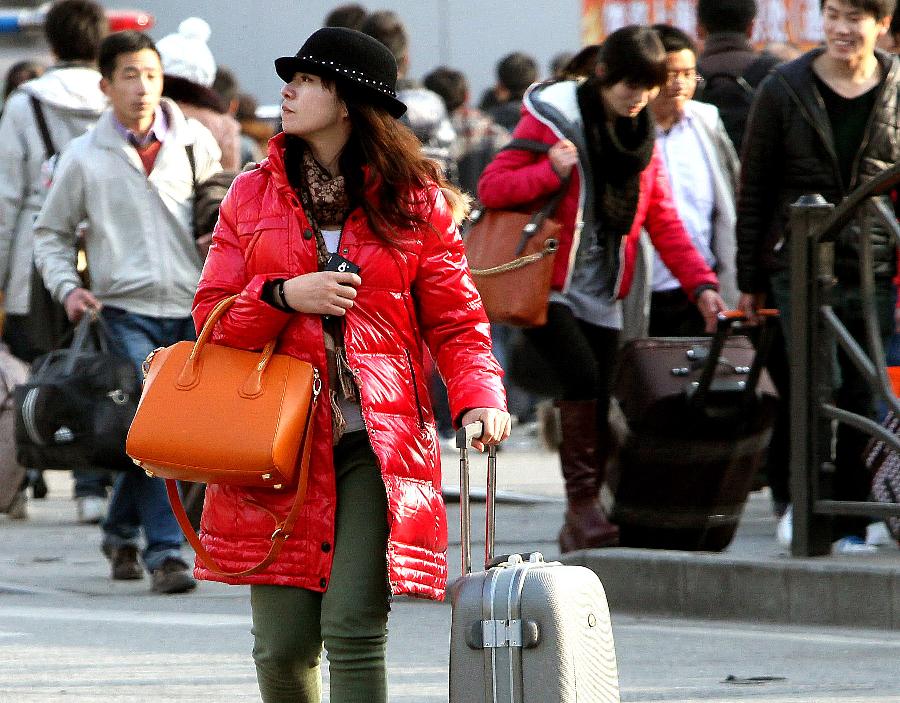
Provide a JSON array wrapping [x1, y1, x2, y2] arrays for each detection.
[[14, 312, 139, 472]]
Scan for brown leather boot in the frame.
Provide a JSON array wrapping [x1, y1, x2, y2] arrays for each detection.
[[556, 399, 619, 552]]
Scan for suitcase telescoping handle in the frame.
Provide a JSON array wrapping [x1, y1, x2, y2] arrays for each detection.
[[690, 308, 779, 412], [456, 421, 498, 576]]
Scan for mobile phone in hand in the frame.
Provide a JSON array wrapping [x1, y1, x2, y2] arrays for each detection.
[[324, 253, 360, 275]]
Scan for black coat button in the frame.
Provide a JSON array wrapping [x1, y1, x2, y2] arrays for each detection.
[[319, 577, 327, 588], [321, 542, 331, 553], [303, 228, 314, 240]]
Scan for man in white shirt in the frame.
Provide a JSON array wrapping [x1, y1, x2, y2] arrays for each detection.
[[647, 24, 740, 336]]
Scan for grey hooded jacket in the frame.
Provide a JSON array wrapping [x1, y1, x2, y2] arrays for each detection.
[[0, 65, 107, 314]]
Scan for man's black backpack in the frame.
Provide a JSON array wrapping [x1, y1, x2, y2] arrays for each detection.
[[184, 144, 239, 238], [697, 52, 780, 150], [13, 313, 140, 472]]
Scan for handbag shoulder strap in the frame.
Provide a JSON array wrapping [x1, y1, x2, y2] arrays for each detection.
[[29, 96, 56, 160], [185, 143, 197, 192], [469, 137, 567, 221], [499, 138, 553, 155], [164, 388, 319, 578], [497, 137, 570, 215]]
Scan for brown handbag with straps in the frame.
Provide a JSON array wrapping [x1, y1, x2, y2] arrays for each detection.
[[463, 139, 568, 328], [126, 294, 321, 576]]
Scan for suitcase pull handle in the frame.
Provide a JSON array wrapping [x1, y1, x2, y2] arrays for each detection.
[[689, 310, 779, 412], [456, 421, 498, 575]]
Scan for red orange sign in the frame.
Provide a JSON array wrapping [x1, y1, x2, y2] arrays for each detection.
[[583, 0, 822, 48]]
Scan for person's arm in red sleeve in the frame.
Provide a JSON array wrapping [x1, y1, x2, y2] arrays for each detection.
[[413, 187, 507, 427], [192, 178, 293, 350], [477, 112, 563, 210]]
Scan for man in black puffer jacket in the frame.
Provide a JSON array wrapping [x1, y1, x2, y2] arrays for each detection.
[[738, 0, 900, 549]]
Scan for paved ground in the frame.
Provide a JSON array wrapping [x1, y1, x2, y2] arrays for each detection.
[[2, 444, 900, 702]]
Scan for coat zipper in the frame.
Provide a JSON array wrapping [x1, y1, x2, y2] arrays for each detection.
[[777, 73, 844, 194], [847, 62, 893, 189], [404, 349, 427, 429]]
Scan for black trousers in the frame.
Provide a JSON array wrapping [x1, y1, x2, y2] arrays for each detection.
[[522, 302, 619, 407], [648, 288, 706, 338]]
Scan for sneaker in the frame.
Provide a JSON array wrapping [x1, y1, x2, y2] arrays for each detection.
[[105, 545, 144, 580], [832, 535, 879, 554], [865, 521, 894, 547], [6, 491, 28, 520], [776, 506, 792, 547], [151, 558, 197, 594], [76, 496, 107, 524]]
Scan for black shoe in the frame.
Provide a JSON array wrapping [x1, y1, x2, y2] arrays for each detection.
[[151, 558, 197, 594], [104, 545, 143, 580]]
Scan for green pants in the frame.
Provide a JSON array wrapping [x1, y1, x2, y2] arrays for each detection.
[[250, 432, 391, 703]]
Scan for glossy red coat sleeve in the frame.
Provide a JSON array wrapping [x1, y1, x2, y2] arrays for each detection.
[[477, 113, 563, 209], [641, 149, 719, 301], [192, 180, 293, 349], [412, 188, 507, 425]]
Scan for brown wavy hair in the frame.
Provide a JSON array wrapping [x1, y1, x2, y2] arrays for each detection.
[[284, 78, 469, 245]]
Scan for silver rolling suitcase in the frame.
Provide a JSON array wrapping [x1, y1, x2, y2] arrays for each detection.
[[448, 423, 621, 703]]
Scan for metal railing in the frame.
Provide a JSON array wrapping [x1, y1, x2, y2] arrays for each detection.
[[790, 164, 900, 556]]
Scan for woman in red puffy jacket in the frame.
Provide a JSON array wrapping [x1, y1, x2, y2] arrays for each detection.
[[479, 26, 725, 554], [193, 28, 509, 703]]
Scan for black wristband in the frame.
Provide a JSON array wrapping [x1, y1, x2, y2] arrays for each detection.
[[262, 278, 294, 312], [275, 280, 287, 308]]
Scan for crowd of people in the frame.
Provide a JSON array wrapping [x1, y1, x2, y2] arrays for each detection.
[[1, 0, 900, 699]]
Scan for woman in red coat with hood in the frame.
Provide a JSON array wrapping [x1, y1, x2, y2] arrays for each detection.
[[193, 27, 509, 703], [479, 26, 725, 555]]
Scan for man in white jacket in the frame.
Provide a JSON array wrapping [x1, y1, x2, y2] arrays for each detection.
[[33, 30, 222, 594], [0, 0, 109, 522]]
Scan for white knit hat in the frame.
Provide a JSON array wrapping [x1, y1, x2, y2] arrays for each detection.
[[157, 17, 216, 87]]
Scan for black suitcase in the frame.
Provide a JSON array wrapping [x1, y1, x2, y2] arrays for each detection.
[[603, 312, 779, 551]]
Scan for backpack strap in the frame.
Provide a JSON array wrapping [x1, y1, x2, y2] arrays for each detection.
[[184, 143, 197, 192], [29, 95, 56, 160], [702, 72, 756, 98]]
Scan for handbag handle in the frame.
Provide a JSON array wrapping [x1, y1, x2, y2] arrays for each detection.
[[52, 310, 111, 377], [176, 294, 276, 396]]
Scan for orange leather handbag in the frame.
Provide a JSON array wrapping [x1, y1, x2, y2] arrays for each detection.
[[126, 294, 321, 576]]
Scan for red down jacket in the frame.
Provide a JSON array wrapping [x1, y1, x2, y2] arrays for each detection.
[[192, 133, 506, 600], [478, 84, 717, 300]]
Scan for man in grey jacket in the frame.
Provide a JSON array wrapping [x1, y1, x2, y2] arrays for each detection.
[[0, 0, 109, 522], [647, 24, 739, 335], [34, 30, 222, 594]]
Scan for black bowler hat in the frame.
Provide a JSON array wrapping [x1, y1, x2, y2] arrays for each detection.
[[275, 27, 407, 118]]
